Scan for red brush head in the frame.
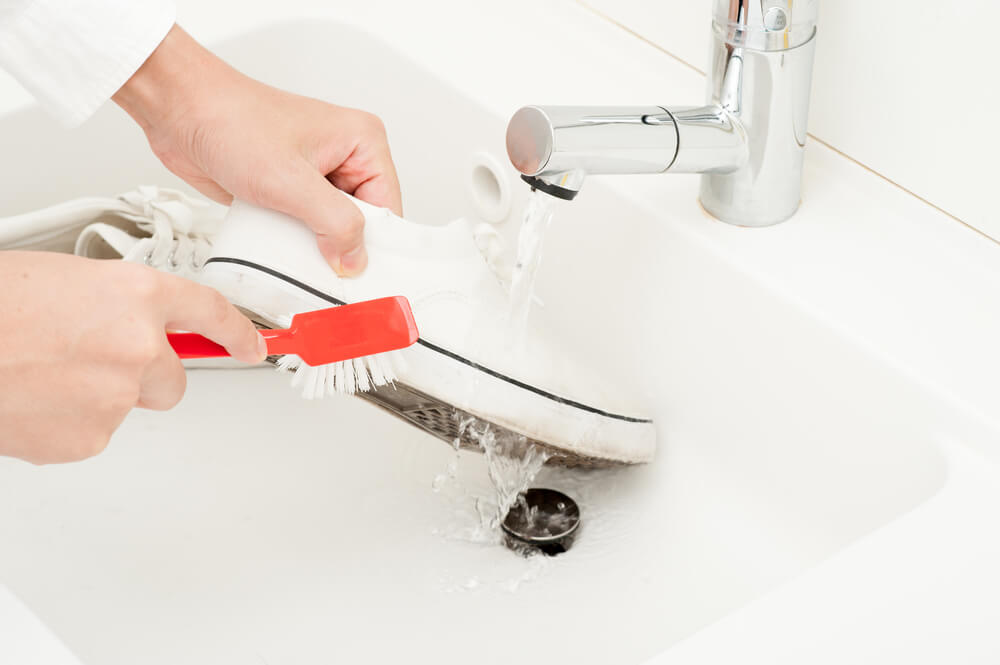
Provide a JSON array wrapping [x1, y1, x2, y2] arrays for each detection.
[[287, 296, 419, 366]]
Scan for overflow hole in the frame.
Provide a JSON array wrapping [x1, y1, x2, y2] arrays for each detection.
[[467, 152, 512, 223]]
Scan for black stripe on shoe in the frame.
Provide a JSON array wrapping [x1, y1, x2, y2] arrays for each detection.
[[204, 256, 653, 424]]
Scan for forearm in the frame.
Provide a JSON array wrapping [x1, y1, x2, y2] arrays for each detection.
[[113, 24, 226, 132], [0, 0, 175, 126]]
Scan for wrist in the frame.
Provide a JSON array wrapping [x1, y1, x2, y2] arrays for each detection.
[[112, 25, 223, 132]]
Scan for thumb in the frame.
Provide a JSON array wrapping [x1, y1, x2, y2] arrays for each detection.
[[160, 275, 267, 364], [266, 160, 368, 276]]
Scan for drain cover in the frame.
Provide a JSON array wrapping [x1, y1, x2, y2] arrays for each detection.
[[502, 488, 581, 556]]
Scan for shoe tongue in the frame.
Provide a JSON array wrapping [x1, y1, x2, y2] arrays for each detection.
[[75, 222, 144, 260]]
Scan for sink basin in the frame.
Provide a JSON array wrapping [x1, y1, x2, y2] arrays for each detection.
[[0, 18, 959, 665]]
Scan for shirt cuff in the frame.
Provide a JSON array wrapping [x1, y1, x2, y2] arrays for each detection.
[[0, 0, 176, 127]]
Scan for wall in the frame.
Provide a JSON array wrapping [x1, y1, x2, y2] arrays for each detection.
[[580, 0, 1000, 241]]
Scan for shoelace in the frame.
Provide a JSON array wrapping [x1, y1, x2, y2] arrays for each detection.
[[123, 186, 218, 271]]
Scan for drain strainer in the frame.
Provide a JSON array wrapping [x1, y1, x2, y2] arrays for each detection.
[[502, 488, 580, 556]]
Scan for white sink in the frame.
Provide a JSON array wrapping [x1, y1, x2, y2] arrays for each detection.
[[0, 13, 989, 665]]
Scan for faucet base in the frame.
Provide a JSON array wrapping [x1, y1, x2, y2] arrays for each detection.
[[699, 192, 801, 228], [698, 25, 817, 227]]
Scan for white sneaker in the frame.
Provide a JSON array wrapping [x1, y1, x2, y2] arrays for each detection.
[[0, 187, 655, 465], [0, 185, 221, 278], [200, 197, 656, 466]]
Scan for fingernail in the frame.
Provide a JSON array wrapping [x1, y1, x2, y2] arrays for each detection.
[[338, 245, 368, 276], [256, 332, 268, 362]]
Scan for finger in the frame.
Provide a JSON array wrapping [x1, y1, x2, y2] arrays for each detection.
[[324, 126, 403, 216], [184, 175, 234, 206], [350, 168, 403, 217], [158, 274, 266, 364], [137, 344, 187, 411], [268, 160, 368, 276]]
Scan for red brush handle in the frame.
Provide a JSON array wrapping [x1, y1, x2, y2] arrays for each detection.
[[168, 333, 229, 359], [168, 329, 294, 359], [166, 296, 419, 362]]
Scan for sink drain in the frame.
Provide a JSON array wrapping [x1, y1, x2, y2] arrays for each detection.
[[502, 488, 580, 556]]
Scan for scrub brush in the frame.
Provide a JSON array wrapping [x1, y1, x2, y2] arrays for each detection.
[[169, 296, 419, 398]]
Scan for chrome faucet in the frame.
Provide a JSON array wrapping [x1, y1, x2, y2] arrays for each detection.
[[505, 0, 818, 226]]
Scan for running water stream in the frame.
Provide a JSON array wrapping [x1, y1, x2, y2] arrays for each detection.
[[507, 190, 556, 348], [432, 190, 560, 559]]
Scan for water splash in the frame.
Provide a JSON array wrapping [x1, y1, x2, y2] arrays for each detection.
[[431, 415, 473, 493], [431, 416, 556, 593], [473, 421, 551, 528], [433, 413, 550, 541]]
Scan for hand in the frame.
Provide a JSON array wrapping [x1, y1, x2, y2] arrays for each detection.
[[113, 25, 402, 277], [0, 252, 266, 464]]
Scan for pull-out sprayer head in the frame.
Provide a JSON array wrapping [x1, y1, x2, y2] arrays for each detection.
[[506, 106, 585, 200]]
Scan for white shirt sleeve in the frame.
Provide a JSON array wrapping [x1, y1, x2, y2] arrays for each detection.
[[0, 0, 175, 127]]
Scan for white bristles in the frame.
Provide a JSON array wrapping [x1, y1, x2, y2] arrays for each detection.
[[366, 353, 387, 385], [306, 362, 324, 399], [333, 361, 350, 395], [353, 357, 371, 393], [273, 351, 400, 399]]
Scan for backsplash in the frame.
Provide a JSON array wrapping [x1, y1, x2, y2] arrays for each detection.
[[580, 0, 1000, 241]]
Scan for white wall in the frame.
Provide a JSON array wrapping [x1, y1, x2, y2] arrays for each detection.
[[580, 0, 1000, 240]]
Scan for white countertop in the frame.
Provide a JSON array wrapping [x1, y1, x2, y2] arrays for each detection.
[[2, 1, 1000, 662]]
